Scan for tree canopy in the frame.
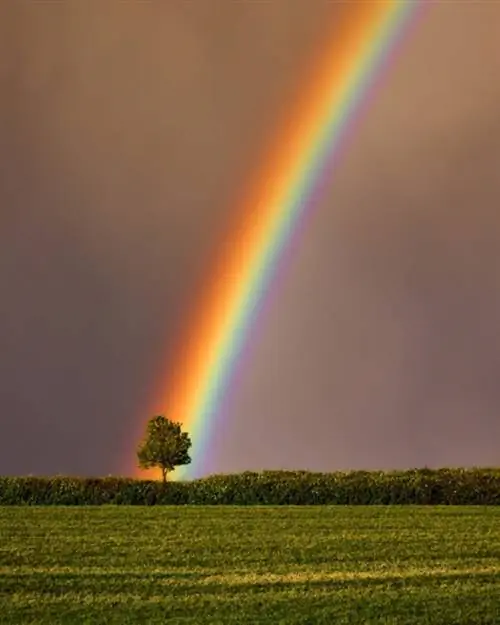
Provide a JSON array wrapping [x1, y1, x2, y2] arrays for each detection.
[[136, 415, 192, 482]]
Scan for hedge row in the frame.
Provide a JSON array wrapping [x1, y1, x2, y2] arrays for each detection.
[[1, 469, 500, 505]]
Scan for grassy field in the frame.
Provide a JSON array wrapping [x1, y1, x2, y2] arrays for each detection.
[[1, 506, 499, 624]]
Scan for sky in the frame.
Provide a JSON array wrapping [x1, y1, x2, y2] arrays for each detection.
[[1, 1, 499, 477]]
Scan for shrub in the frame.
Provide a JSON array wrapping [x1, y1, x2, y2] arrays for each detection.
[[1, 469, 500, 505]]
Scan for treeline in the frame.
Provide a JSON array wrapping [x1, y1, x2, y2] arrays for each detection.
[[1, 469, 500, 505]]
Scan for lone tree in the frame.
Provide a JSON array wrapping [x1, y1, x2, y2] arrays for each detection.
[[137, 415, 192, 483]]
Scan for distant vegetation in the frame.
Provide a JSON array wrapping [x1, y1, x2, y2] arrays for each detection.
[[1, 506, 500, 623], [1, 468, 500, 505]]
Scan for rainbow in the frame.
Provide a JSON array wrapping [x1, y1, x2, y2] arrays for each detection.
[[137, 0, 422, 479]]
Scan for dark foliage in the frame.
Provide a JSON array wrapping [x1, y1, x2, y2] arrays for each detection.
[[137, 415, 192, 482], [1, 469, 500, 505]]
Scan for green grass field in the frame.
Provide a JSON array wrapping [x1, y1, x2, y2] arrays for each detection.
[[1, 506, 499, 624]]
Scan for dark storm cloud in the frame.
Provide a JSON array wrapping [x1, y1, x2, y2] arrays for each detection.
[[1, 2, 499, 477], [209, 1, 500, 475], [0, 1, 335, 475]]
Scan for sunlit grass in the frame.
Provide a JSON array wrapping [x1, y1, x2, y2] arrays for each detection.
[[1, 506, 499, 623]]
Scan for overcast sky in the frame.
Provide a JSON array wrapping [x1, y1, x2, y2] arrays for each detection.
[[1, 2, 499, 477]]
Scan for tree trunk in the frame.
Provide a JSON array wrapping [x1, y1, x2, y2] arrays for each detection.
[[161, 467, 167, 484]]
